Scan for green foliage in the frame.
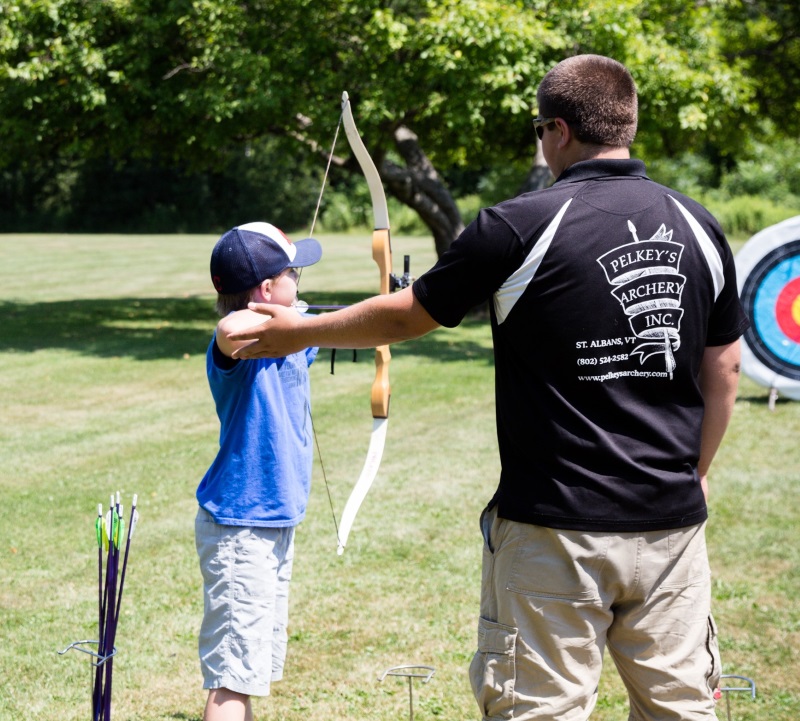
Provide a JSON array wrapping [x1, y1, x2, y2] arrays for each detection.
[[524, 0, 758, 160], [646, 152, 719, 198], [1, 0, 798, 236], [701, 194, 799, 240], [456, 193, 484, 227], [716, 0, 800, 139], [719, 135, 800, 203], [367, 0, 562, 166], [475, 159, 538, 205], [646, 138, 800, 239], [0, 137, 323, 233], [385, 197, 428, 235], [0, 0, 557, 168], [0, 0, 115, 163], [315, 189, 364, 233], [316, 187, 427, 235]]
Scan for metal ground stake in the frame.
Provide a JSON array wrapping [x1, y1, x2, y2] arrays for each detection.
[[379, 665, 435, 721], [718, 674, 756, 721]]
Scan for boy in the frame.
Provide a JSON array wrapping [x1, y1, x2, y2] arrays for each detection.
[[196, 221, 322, 721]]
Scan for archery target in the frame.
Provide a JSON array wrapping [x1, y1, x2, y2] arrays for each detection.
[[736, 215, 800, 399]]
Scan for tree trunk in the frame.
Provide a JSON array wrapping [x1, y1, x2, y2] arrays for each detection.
[[517, 137, 553, 195], [380, 125, 464, 258]]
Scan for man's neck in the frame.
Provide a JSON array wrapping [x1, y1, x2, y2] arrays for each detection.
[[550, 141, 631, 178], [591, 146, 631, 160]]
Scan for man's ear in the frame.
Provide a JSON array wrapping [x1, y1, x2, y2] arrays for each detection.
[[555, 118, 571, 149]]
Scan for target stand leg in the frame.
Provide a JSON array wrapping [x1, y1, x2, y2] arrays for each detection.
[[768, 386, 778, 411]]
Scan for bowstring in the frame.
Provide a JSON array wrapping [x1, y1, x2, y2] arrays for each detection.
[[307, 106, 344, 543], [308, 110, 343, 239], [311, 408, 340, 543]]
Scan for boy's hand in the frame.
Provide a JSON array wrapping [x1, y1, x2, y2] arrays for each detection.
[[229, 303, 307, 359]]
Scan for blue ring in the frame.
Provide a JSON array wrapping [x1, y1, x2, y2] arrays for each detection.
[[741, 239, 800, 380], [752, 256, 800, 366]]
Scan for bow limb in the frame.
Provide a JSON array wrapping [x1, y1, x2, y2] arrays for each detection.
[[336, 91, 393, 555]]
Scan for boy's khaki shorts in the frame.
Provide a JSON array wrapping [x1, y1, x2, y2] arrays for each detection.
[[469, 504, 721, 720], [195, 508, 295, 697]]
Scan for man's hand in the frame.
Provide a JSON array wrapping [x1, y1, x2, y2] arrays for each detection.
[[229, 303, 308, 359]]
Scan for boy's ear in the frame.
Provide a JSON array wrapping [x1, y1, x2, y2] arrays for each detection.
[[258, 278, 272, 301]]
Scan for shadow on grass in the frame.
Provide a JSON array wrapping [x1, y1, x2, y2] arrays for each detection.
[[0, 293, 495, 365], [0, 296, 215, 361], [738, 393, 794, 406]]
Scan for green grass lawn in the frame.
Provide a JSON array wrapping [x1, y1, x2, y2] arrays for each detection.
[[0, 232, 797, 721]]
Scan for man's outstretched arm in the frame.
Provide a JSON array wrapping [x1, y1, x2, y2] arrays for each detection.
[[229, 286, 441, 359]]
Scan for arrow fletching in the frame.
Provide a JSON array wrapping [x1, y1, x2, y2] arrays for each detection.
[[116, 518, 125, 550]]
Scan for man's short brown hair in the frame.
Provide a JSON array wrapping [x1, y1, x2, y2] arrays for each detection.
[[537, 54, 638, 148]]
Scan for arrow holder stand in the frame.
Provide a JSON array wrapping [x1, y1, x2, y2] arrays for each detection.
[[58, 640, 117, 668], [718, 674, 756, 721], [379, 665, 435, 721]]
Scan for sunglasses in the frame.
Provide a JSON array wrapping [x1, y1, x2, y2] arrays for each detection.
[[532, 116, 557, 140]]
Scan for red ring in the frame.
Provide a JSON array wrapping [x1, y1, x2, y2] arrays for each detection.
[[776, 276, 800, 343]]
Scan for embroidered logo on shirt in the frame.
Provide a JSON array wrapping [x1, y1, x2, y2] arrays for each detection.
[[596, 222, 686, 378]]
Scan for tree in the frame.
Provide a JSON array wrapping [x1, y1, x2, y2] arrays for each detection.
[[716, 0, 800, 138], [133, 0, 564, 255], [0, 1, 117, 165], [1, 0, 562, 251], [0, 0, 785, 249], [526, 0, 759, 162]]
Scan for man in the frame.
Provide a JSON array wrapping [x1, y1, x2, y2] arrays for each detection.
[[230, 55, 748, 720]]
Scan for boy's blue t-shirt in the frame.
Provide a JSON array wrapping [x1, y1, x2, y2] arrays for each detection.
[[197, 335, 318, 527]]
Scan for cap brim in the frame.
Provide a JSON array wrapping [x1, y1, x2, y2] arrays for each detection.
[[287, 238, 322, 268]]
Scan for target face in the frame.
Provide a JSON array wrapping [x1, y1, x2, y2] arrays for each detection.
[[736, 215, 800, 399]]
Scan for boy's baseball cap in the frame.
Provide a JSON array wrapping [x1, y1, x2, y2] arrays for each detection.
[[210, 221, 322, 294]]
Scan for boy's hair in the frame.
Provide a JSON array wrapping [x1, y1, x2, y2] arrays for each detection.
[[537, 54, 638, 148], [215, 288, 257, 318]]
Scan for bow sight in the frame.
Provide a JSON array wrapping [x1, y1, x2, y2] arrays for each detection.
[[390, 254, 413, 292]]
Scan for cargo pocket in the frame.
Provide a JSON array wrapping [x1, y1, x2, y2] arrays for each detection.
[[469, 617, 517, 721]]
